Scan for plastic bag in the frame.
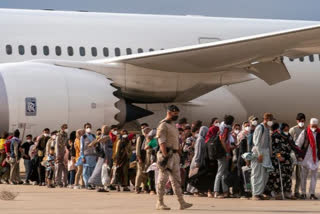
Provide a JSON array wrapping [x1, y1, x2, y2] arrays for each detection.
[[101, 163, 110, 186]]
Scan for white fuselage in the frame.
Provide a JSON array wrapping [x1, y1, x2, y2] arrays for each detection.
[[0, 9, 319, 134]]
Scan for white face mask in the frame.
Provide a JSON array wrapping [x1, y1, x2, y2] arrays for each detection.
[[214, 122, 220, 127], [64, 129, 69, 133], [27, 140, 31, 143], [112, 131, 118, 135], [195, 134, 199, 138], [245, 126, 251, 132], [122, 134, 128, 138], [267, 121, 273, 127], [86, 128, 91, 133], [234, 130, 240, 135], [44, 133, 49, 137], [311, 128, 317, 132], [283, 132, 289, 135], [52, 135, 56, 140], [132, 139, 136, 143], [298, 122, 305, 128], [252, 120, 258, 126]]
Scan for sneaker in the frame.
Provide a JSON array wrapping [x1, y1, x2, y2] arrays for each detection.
[[300, 194, 307, 200], [23, 181, 30, 185], [310, 194, 318, 200]]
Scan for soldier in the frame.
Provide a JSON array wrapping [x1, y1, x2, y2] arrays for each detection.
[[156, 105, 192, 210], [55, 124, 69, 187]]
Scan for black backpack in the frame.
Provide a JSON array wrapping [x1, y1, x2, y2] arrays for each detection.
[[207, 134, 225, 161]]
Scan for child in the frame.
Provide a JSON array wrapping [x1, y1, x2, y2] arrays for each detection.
[[67, 139, 76, 188], [46, 147, 55, 188]]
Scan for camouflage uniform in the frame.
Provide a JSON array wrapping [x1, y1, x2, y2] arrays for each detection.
[[55, 130, 68, 186], [156, 119, 191, 210]]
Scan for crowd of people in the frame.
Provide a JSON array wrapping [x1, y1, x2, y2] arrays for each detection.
[[0, 111, 319, 203]]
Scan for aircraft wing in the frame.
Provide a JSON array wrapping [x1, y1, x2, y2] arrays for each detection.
[[88, 24, 320, 85]]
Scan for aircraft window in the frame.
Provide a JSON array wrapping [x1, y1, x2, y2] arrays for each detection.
[[55, 46, 62, 56], [91, 47, 97, 57], [18, 45, 25, 55], [289, 58, 294, 61], [67, 47, 74, 56], [126, 48, 132, 55], [6, 45, 12, 55], [79, 47, 85, 56], [309, 55, 314, 62], [43, 46, 49, 56], [103, 47, 109, 57], [149, 48, 154, 52], [299, 57, 304, 62], [31, 45, 37, 55], [138, 48, 143, 53], [115, 48, 121, 56]]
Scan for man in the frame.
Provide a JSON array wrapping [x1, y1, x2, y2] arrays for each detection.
[[9, 129, 22, 184], [36, 128, 50, 186], [251, 113, 274, 200], [55, 124, 69, 187], [156, 105, 192, 210], [295, 118, 320, 200], [21, 134, 34, 184], [247, 116, 259, 152], [135, 123, 150, 193], [289, 113, 306, 198], [80, 123, 97, 189]]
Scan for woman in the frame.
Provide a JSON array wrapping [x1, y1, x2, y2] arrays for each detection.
[[188, 126, 209, 197], [74, 129, 85, 189], [267, 123, 298, 200], [237, 121, 251, 199], [145, 129, 158, 195], [0, 132, 9, 183], [113, 130, 132, 191], [88, 125, 113, 192]]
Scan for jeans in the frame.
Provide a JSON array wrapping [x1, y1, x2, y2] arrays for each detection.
[[24, 159, 32, 182], [68, 170, 76, 185], [214, 157, 229, 193]]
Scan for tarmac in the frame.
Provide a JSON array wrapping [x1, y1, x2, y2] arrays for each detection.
[[1, 182, 320, 214]]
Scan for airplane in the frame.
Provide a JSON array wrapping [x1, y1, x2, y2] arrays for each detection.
[[0, 8, 320, 136]]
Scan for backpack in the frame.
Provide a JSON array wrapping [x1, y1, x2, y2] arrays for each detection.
[[207, 134, 225, 161]]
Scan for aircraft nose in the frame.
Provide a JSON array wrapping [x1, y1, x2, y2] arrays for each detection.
[[0, 72, 9, 134]]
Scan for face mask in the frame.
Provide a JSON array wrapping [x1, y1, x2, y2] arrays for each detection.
[[44, 133, 49, 137], [245, 127, 251, 132], [195, 134, 199, 138], [252, 121, 258, 126], [267, 121, 273, 127], [214, 122, 220, 127], [86, 128, 91, 133], [27, 140, 31, 143], [171, 115, 179, 121], [283, 132, 289, 135], [311, 128, 317, 132], [112, 131, 118, 135], [298, 122, 305, 128], [52, 135, 56, 140], [234, 130, 240, 135], [64, 129, 69, 133], [122, 134, 128, 138], [132, 139, 136, 143]]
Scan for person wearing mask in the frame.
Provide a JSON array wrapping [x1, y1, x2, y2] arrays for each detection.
[[128, 133, 137, 188], [109, 125, 118, 160], [9, 129, 22, 184], [0, 132, 9, 184], [55, 124, 69, 187], [135, 123, 150, 193], [113, 130, 132, 191], [188, 126, 209, 197], [268, 123, 299, 200], [45, 131, 58, 160], [36, 128, 51, 186], [295, 118, 320, 200], [46, 147, 56, 188], [88, 125, 112, 192], [213, 115, 234, 199], [21, 134, 34, 184], [74, 129, 85, 189], [251, 113, 274, 200], [144, 129, 158, 195], [247, 116, 259, 152], [289, 113, 306, 198], [80, 123, 97, 189], [156, 105, 192, 210], [67, 132, 76, 188], [230, 123, 241, 198], [237, 121, 251, 199]]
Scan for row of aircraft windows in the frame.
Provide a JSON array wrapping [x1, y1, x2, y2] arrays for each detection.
[[5, 45, 159, 57], [289, 55, 318, 62]]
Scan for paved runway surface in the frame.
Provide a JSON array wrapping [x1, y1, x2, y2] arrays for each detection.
[[1, 183, 320, 214]]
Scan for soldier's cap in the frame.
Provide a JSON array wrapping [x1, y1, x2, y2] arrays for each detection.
[[167, 105, 180, 112]]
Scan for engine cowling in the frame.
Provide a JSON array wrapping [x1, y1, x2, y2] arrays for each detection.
[[0, 62, 151, 136]]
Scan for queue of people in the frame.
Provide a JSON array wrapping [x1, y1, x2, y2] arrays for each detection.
[[0, 111, 319, 205]]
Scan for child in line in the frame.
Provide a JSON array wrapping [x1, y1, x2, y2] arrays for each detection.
[[46, 147, 55, 188]]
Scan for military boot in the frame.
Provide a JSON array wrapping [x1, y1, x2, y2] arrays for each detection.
[[156, 200, 171, 210]]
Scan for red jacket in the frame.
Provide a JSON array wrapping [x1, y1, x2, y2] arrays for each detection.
[[205, 125, 219, 143]]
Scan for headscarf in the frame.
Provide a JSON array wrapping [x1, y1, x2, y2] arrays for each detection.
[[76, 129, 84, 139], [101, 125, 110, 136], [198, 126, 209, 143], [128, 133, 135, 141]]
